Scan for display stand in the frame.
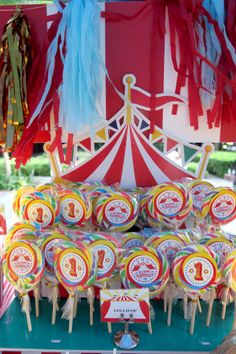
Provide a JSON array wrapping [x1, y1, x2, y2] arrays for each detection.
[[0, 298, 234, 353]]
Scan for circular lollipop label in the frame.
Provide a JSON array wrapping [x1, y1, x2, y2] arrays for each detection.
[[9, 246, 35, 277], [127, 253, 160, 286], [59, 251, 88, 284], [105, 199, 130, 224], [28, 202, 53, 227], [92, 243, 116, 278], [61, 196, 85, 223], [182, 255, 215, 289], [191, 184, 212, 209], [211, 193, 236, 220], [155, 189, 183, 216]]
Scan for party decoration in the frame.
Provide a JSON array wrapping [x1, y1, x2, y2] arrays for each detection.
[[146, 182, 192, 229], [2, 241, 44, 331], [188, 180, 213, 223], [222, 250, 236, 329], [201, 187, 236, 229], [145, 230, 190, 324], [120, 246, 170, 298], [6, 222, 36, 244], [0, 6, 31, 151], [20, 191, 60, 229], [93, 191, 139, 232], [38, 232, 71, 324], [173, 244, 220, 334], [13, 185, 36, 218], [59, 188, 92, 228], [54, 243, 96, 333]]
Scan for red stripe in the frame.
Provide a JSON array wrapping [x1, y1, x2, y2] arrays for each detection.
[[102, 126, 128, 185], [129, 127, 157, 187], [62, 128, 125, 182], [132, 125, 193, 182]]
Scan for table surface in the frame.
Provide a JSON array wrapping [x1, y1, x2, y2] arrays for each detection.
[[0, 298, 233, 353]]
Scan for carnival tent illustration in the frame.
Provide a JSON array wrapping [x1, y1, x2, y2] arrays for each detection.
[[47, 75, 213, 187]]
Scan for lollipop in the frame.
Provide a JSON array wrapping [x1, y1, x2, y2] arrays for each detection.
[[188, 180, 213, 224], [38, 232, 71, 324], [145, 230, 191, 324], [5, 222, 36, 245], [20, 191, 60, 229], [59, 188, 92, 228], [93, 191, 139, 232], [120, 246, 170, 297], [12, 185, 36, 218], [2, 241, 44, 331], [146, 182, 192, 229], [201, 187, 236, 230], [120, 246, 169, 334], [79, 232, 122, 287], [173, 244, 220, 333], [54, 243, 96, 332], [222, 250, 236, 328], [121, 232, 145, 249]]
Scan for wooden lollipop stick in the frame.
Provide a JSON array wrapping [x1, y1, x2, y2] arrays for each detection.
[[163, 286, 168, 313], [33, 287, 40, 318], [167, 284, 173, 326], [51, 285, 59, 325], [190, 298, 197, 335], [87, 287, 94, 326], [184, 294, 188, 319], [206, 289, 215, 327], [105, 283, 112, 333], [69, 296, 75, 334], [197, 297, 202, 313], [232, 292, 236, 331], [26, 308, 32, 332], [221, 286, 229, 320], [73, 293, 79, 318], [148, 320, 152, 334]]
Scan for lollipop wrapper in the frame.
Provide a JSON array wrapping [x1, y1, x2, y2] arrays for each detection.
[[48, 285, 59, 304], [20, 294, 31, 314], [150, 303, 155, 321], [61, 295, 75, 320], [186, 298, 198, 321]]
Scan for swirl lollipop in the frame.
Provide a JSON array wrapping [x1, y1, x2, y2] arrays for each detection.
[[145, 230, 190, 324], [5, 222, 36, 245], [173, 244, 220, 333], [188, 180, 213, 222], [93, 191, 139, 232], [201, 187, 236, 231], [59, 188, 92, 229], [20, 191, 60, 229], [222, 250, 236, 327], [2, 241, 44, 331], [38, 232, 71, 324], [12, 185, 36, 218], [120, 246, 169, 334], [54, 243, 96, 333], [146, 182, 192, 229], [120, 246, 170, 297]]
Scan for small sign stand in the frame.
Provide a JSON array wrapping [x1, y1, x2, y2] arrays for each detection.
[[114, 314, 139, 350]]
